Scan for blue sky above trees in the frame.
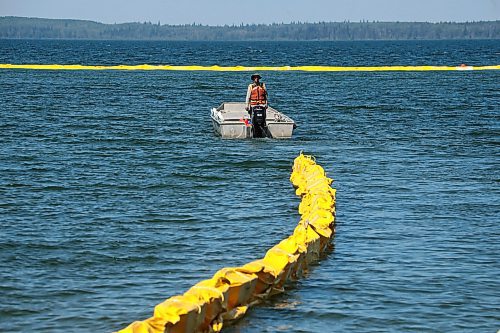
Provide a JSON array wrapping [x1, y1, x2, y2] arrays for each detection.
[[1, 0, 499, 25]]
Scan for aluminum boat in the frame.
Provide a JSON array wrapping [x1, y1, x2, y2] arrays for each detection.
[[210, 102, 296, 139]]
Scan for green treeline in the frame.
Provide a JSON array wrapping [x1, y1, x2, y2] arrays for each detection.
[[1, 16, 499, 40]]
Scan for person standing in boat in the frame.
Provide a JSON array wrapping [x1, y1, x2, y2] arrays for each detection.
[[246, 74, 268, 137], [246, 73, 268, 111]]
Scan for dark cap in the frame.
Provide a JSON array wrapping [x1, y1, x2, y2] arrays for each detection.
[[251, 73, 262, 80]]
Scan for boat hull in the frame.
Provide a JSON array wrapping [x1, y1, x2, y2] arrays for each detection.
[[211, 102, 295, 139]]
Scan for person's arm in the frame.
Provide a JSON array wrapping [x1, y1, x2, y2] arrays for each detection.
[[245, 84, 251, 110], [263, 83, 268, 108]]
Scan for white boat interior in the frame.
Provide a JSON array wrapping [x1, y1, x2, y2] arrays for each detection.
[[210, 102, 296, 139]]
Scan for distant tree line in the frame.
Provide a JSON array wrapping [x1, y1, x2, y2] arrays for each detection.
[[1, 16, 499, 40]]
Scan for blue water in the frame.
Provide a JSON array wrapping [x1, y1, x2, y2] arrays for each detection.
[[0, 40, 499, 333]]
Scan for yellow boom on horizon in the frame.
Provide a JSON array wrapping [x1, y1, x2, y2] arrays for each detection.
[[0, 63, 499, 71]]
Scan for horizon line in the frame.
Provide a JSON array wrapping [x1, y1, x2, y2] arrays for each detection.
[[3, 16, 499, 27]]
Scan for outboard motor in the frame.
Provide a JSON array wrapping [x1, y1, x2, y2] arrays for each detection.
[[251, 105, 267, 138]]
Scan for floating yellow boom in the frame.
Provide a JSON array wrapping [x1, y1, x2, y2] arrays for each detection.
[[1, 63, 499, 71], [115, 153, 336, 333]]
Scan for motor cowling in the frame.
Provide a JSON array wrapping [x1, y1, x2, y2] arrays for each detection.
[[251, 106, 267, 138]]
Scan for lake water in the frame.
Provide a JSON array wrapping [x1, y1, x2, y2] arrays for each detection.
[[0, 39, 499, 332]]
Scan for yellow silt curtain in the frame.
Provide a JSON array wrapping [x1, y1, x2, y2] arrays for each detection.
[[116, 153, 336, 333], [1, 63, 499, 72]]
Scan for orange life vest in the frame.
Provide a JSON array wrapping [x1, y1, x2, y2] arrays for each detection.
[[249, 83, 267, 105]]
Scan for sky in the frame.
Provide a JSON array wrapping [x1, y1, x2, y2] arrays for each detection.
[[1, 0, 499, 25]]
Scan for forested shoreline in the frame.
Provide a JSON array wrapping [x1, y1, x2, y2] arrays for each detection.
[[1, 16, 499, 40]]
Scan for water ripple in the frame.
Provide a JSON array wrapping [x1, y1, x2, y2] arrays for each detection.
[[0, 40, 499, 333]]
